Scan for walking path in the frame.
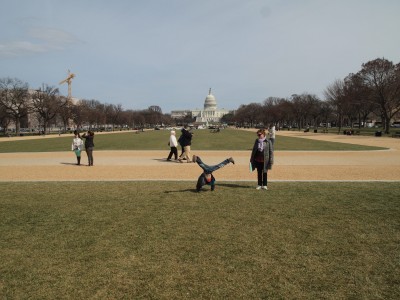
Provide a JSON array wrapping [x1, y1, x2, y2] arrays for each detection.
[[0, 130, 399, 182]]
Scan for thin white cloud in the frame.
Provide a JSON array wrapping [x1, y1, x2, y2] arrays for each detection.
[[29, 28, 80, 47], [0, 41, 47, 57], [0, 27, 80, 58]]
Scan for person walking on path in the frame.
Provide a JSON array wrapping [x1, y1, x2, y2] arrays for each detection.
[[177, 126, 194, 163], [269, 124, 276, 146], [193, 155, 235, 192], [81, 130, 95, 166], [177, 133, 184, 158], [71, 130, 84, 165], [250, 128, 274, 190], [167, 130, 178, 161]]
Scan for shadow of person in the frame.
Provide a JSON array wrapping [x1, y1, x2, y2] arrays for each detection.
[[217, 183, 251, 189], [60, 162, 81, 165], [164, 188, 198, 194], [153, 158, 175, 163], [163, 183, 251, 194]]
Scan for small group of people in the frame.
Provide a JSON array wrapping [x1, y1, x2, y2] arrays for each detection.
[[70, 125, 275, 190], [167, 125, 275, 192], [167, 125, 194, 163], [71, 130, 95, 166]]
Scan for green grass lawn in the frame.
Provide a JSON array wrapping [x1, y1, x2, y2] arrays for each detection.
[[301, 126, 396, 137], [0, 128, 387, 152], [1, 182, 399, 299]]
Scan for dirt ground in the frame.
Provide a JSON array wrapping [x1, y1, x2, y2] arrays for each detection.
[[0, 130, 399, 182]]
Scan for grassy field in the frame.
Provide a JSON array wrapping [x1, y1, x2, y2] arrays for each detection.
[[0, 182, 399, 299], [0, 128, 387, 152], [1, 129, 397, 299]]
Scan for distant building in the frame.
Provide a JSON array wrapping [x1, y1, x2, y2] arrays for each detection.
[[170, 110, 192, 119], [171, 89, 232, 124]]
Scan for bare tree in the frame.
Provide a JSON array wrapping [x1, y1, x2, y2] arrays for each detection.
[[132, 111, 146, 129], [357, 58, 400, 133], [305, 94, 323, 129], [148, 105, 162, 114], [124, 110, 146, 129], [143, 108, 163, 126], [275, 99, 294, 129], [256, 105, 270, 128], [263, 97, 285, 126], [233, 103, 263, 127], [324, 79, 346, 133], [160, 113, 175, 127], [319, 100, 334, 128], [291, 94, 314, 130], [31, 85, 67, 134], [0, 105, 12, 134], [79, 99, 106, 129], [118, 110, 130, 128], [71, 100, 87, 130], [220, 112, 235, 125], [105, 103, 123, 130], [343, 73, 375, 128], [58, 97, 74, 131], [0, 78, 32, 135]]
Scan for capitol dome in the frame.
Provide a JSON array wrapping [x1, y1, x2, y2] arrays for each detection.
[[204, 88, 217, 110]]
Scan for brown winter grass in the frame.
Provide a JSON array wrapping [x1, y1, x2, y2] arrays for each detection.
[[1, 181, 399, 299]]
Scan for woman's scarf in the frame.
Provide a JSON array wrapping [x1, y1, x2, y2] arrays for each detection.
[[257, 138, 266, 152]]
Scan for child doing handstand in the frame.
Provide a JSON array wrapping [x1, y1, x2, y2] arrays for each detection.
[[193, 155, 235, 192]]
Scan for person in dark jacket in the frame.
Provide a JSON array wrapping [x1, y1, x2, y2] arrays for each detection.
[[81, 130, 95, 166], [178, 126, 194, 163], [193, 155, 235, 192], [250, 129, 274, 190]]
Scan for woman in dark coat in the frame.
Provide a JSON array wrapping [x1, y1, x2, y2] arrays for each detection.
[[250, 129, 274, 190]]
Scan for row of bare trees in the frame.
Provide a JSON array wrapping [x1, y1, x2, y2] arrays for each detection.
[[230, 58, 400, 134], [2, 58, 399, 135], [68, 100, 173, 131], [0, 77, 174, 135], [230, 94, 333, 130], [0, 78, 72, 135], [326, 58, 400, 133]]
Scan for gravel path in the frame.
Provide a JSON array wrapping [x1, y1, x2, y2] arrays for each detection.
[[0, 130, 399, 182]]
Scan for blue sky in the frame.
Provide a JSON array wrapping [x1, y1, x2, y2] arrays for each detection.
[[1, 0, 399, 113]]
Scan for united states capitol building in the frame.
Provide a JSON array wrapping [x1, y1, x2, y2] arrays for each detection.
[[170, 89, 232, 124]]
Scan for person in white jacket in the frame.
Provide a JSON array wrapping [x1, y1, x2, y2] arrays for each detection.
[[269, 124, 276, 146], [167, 130, 178, 161], [71, 130, 84, 165]]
